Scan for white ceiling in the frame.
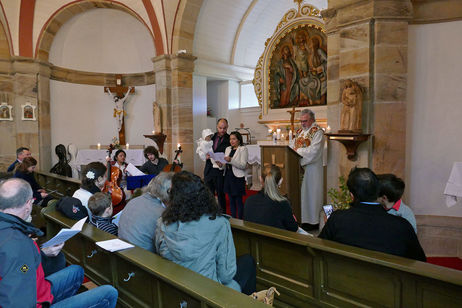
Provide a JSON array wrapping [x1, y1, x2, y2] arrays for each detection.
[[193, 0, 328, 69]]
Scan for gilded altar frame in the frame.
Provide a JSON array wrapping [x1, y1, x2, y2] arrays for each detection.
[[253, 3, 326, 120]]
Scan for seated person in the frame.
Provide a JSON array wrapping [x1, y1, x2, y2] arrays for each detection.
[[0, 178, 118, 307], [88, 192, 118, 236], [140, 146, 168, 175], [14, 156, 51, 206], [319, 167, 426, 262], [244, 165, 298, 232], [155, 171, 256, 295], [377, 173, 417, 234], [118, 172, 173, 252], [7, 146, 31, 172], [73, 162, 107, 214]]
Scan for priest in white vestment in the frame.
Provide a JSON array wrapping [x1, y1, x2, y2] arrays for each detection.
[[290, 109, 324, 229]]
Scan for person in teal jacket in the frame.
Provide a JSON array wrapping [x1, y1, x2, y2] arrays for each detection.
[[155, 171, 256, 294]]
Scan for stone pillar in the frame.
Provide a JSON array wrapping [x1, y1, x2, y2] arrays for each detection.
[[152, 53, 196, 171], [1, 58, 51, 170], [323, 0, 412, 191]]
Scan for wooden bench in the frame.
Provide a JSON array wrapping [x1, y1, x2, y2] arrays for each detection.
[[231, 219, 462, 307], [37, 171, 462, 307], [42, 203, 265, 308]]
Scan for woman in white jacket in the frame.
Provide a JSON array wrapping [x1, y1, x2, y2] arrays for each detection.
[[220, 131, 248, 218]]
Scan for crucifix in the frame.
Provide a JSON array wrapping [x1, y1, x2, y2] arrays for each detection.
[[287, 105, 301, 132], [104, 74, 135, 145]]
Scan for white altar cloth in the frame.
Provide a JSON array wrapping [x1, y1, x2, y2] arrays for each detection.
[[75, 149, 146, 171], [444, 162, 462, 207]]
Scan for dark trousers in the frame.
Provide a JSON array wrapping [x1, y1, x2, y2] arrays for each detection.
[[229, 195, 244, 219], [41, 251, 66, 276], [205, 173, 226, 214], [234, 254, 256, 295]]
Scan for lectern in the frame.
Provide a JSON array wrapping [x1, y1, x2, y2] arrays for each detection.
[[260, 144, 302, 222]]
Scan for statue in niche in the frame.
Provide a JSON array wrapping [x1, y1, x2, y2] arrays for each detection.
[[50, 144, 72, 177], [340, 80, 363, 133], [153, 102, 162, 134]]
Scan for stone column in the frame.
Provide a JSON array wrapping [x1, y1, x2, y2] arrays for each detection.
[[6, 58, 52, 170], [152, 53, 196, 170], [323, 0, 412, 191]]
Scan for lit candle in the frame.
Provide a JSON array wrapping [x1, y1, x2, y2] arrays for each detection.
[[177, 143, 181, 149], [152, 130, 155, 134], [289, 130, 293, 142], [281, 134, 285, 140], [276, 128, 281, 140], [126, 143, 129, 149], [97, 143, 101, 150]]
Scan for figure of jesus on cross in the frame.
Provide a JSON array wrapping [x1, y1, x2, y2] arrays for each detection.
[[104, 78, 135, 145]]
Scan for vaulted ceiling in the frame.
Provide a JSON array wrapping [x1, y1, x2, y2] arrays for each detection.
[[193, 0, 327, 69]]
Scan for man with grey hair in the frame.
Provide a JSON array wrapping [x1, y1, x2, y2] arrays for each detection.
[[118, 172, 174, 252], [290, 108, 324, 231], [0, 178, 118, 306]]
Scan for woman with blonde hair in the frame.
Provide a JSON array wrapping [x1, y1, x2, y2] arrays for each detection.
[[243, 165, 298, 231]]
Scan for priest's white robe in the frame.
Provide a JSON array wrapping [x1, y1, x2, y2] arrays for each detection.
[[291, 123, 324, 224]]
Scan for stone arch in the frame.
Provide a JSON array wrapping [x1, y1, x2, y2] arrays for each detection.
[[171, 0, 203, 54], [0, 3, 12, 58], [35, 0, 163, 61]]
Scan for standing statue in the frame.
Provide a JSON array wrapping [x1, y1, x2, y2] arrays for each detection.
[[106, 86, 133, 132], [50, 144, 72, 177], [153, 102, 162, 134], [340, 80, 363, 132]]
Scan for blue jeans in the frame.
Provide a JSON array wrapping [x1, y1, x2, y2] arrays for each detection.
[[47, 265, 118, 308]]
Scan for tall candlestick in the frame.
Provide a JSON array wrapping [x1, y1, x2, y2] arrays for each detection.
[[289, 130, 293, 142]]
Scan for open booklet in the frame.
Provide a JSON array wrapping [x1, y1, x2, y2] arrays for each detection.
[[207, 151, 227, 164], [96, 239, 134, 252], [41, 217, 87, 248], [126, 163, 144, 176]]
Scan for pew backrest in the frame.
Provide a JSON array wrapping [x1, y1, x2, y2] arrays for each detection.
[[42, 204, 266, 308], [230, 218, 462, 308]]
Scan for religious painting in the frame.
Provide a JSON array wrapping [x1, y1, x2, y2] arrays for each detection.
[[0, 102, 13, 121], [253, 2, 325, 119], [269, 25, 327, 109], [21, 103, 36, 121]]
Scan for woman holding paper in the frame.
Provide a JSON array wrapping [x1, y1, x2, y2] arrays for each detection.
[[219, 131, 248, 219]]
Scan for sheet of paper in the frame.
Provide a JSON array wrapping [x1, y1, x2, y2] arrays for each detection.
[[96, 239, 134, 252], [208, 152, 227, 164], [41, 217, 87, 248], [297, 227, 313, 236], [112, 210, 123, 227], [126, 163, 144, 176]]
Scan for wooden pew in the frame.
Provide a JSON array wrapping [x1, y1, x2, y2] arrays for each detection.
[[41, 204, 265, 308], [230, 218, 462, 308], [35, 170, 81, 198], [36, 171, 462, 307]]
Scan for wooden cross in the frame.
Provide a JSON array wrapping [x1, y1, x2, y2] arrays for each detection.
[[104, 75, 135, 145], [264, 154, 284, 169], [287, 105, 301, 132]]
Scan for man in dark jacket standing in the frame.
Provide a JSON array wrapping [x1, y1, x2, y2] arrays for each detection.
[[204, 118, 230, 214], [319, 168, 426, 262], [0, 178, 118, 307]]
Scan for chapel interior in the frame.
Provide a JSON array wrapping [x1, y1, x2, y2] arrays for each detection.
[[0, 0, 461, 305]]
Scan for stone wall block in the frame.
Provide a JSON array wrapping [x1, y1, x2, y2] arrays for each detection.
[[337, 1, 374, 26], [373, 1, 412, 19], [327, 32, 340, 56], [327, 55, 339, 83], [375, 74, 406, 102], [339, 48, 370, 78], [327, 79, 339, 105], [372, 102, 406, 177], [375, 21, 408, 45], [340, 23, 370, 50], [172, 71, 193, 88], [375, 46, 407, 75]]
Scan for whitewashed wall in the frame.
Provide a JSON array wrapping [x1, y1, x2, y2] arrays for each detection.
[[48, 8, 156, 165], [407, 20, 462, 217]]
